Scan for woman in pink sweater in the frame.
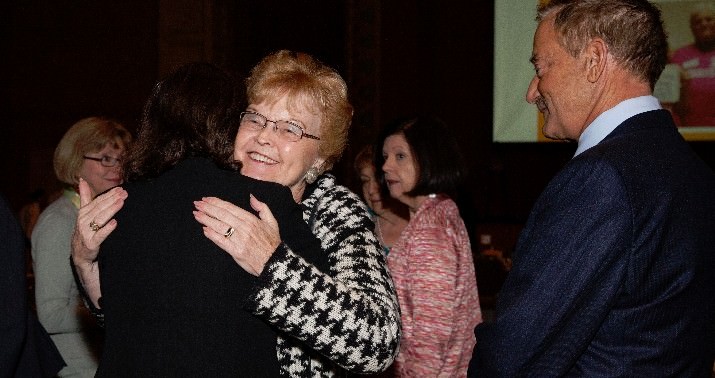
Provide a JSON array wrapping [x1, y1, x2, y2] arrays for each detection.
[[377, 116, 482, 377]]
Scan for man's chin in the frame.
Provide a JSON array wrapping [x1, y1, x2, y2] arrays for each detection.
[[541, 124, 567, 141], [541, 123, 556, 140]]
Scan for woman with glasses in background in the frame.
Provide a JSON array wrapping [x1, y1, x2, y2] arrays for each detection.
[[32, 117, 131, 377]]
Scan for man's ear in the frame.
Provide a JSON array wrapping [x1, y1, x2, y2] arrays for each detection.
[[585, 38, 608, 83]]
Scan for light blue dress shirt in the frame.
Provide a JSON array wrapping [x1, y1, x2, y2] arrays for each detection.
[[574, 95, 662, 157]]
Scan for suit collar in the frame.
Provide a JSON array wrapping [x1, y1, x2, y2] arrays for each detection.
[[574, 95, 661, 157]]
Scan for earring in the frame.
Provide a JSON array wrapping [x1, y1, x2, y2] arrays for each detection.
[[304, 167, 319, 184]]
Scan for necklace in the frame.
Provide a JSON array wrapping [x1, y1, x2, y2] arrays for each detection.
[[375, 216, 385, 245], [374, 213, 396, 254]]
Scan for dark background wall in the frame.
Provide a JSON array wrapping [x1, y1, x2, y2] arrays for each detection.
[[1, 1, 158, 211], [2, 1, 713, 247]]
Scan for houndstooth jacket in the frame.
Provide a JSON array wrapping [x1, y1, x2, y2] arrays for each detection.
[[75, 174, 400, 376], [244, 173, 401, 377]]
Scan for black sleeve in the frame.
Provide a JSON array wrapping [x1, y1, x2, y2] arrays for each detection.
[[69, 256, 105, 327]]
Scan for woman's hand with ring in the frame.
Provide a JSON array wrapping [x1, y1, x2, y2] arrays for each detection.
[[193, 194, 280, 276], [72, 178, 126, 308], [72, 178, 127, 265]]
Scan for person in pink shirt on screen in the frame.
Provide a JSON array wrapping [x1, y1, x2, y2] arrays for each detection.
[[671, 3, 715, 126]]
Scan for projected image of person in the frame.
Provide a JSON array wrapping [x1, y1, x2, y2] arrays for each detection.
[[670, 3, 715, 126]]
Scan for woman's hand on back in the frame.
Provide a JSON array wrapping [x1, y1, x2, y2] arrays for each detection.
[[193, 195, 281, 276]]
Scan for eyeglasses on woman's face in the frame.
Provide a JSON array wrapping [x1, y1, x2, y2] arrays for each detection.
[[83, 155, 122, 167], [239, 111, 320, 142]]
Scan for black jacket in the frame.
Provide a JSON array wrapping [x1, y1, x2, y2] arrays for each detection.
[[97, 158, 325, 377]]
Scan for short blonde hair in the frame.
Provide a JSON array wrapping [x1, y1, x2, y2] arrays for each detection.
[[246, 50, 354, 170], [53, 117, 132, 186]]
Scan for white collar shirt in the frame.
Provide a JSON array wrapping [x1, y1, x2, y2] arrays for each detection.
[[574, 95, 662, 157]]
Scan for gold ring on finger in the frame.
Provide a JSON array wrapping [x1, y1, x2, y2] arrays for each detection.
[[89, 220, 101, 232]]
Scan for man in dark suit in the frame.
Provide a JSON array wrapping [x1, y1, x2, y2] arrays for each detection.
[[469, 0, 715, 376]]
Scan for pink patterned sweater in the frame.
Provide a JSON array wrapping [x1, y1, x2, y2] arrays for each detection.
[[387, 195, 482, 377]]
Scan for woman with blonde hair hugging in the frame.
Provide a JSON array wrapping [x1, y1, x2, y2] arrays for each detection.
[[72, 51, 400, 376]]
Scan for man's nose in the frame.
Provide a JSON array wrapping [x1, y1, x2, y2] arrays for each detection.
[[526, 76, 540, 104]]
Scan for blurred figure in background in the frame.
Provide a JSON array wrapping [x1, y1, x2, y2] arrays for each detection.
[[32, 117, 131, 377], [377, 116, 481, 377], [19, 188, 46, 243], [354, 145, 408, 254], [1, 192, 65, 377]]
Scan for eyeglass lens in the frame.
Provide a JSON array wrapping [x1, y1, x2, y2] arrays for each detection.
[[84, 155, 121, 167], [240, 111, 318, 141]]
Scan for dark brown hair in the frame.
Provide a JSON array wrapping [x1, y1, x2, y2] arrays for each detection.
[[375, 116, 465, 199], [353, 145, 375, 175], [125, 63, 242, 181]]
